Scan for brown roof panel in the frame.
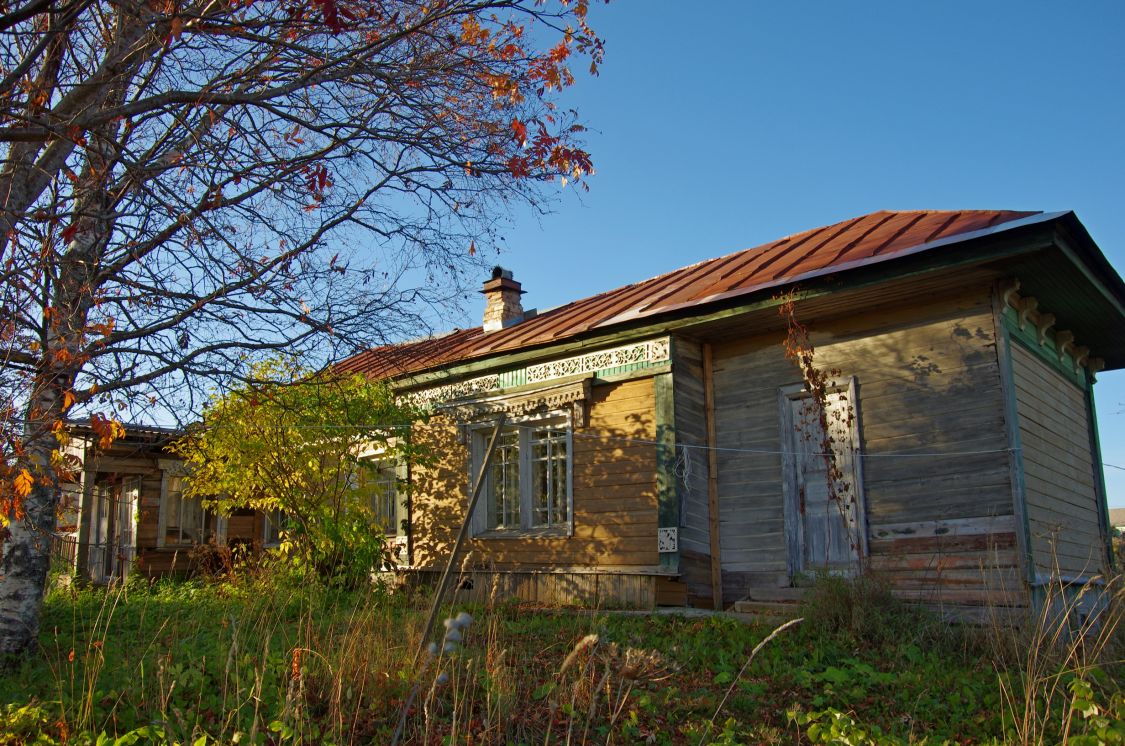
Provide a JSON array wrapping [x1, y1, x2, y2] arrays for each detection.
[[338, 209, 1048, 380]]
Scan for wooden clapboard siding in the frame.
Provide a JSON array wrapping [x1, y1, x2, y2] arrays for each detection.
[[410, 377, 660, 576], [670, 337, 713, 604], [1010, 342, 1106, 577], [710, 287, 1019, 607]]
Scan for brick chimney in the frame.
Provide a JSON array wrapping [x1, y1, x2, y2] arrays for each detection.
[[481, 266, 525, 332]]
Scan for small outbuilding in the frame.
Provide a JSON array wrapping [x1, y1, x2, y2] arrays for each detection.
[[338, 209, 1123, 616]]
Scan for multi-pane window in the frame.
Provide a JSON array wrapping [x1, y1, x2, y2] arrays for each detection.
[[163, 476, 205, 546], [366, 459, 401, 535], [530, 426, 568, 528], [474, 419, 571, 534], [488, 429, 521, 529]]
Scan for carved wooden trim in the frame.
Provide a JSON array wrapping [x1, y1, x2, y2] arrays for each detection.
[[444, 379, 591, 428], [1017, 296, 1038, 330], [403, 337, 671, 408], [524, 338, 670, 384], [1001, 279, 1098, 376], [1036, 313, 1055, 345]]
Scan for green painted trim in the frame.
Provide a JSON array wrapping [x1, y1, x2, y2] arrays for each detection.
[[1086, 381, 1115, 572], [593, 361, 671, 385], [392, 231, 1053, 391], [996, 310, 1037, 587], [654, 371, 679, 574], [401, 340, 672, 401], [1002, 307, 1087, 390]]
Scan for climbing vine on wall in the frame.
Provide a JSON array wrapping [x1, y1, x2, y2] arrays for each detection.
[[778, 293, 860, 557]]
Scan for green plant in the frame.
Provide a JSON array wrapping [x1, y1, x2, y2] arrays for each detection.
[[172, 359, 428, 587], [984, 571, 1125, 746], [788, 708, 904, 746]]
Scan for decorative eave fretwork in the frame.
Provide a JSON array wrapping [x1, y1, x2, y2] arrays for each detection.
[[442, 379, 592, 427], [525, 338, 670, 383], [1000, 278, 1105, 384], [401, 337, 671, 409], [401, 373, 502, 408]]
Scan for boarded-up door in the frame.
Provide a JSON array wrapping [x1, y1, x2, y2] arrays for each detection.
[[781, 379, 866, 575]]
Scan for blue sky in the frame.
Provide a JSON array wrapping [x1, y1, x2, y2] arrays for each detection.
[[463, 2, 1125, 504]]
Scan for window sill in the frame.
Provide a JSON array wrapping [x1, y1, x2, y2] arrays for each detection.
[[473, 526, 572, 540]]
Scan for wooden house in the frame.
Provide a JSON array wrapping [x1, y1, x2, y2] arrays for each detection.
[[59, 422, 272, 582], [336, 209, 1124, 616]]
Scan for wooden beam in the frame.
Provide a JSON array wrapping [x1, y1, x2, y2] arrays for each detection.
[[702, 343, 723, 610], [654, 372, 679, 575], [992, 284, 1036, 592]]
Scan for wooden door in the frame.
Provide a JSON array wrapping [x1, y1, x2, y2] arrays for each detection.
[[111, 478, 139, 579], [87, 484, 111, 582], [781, 379, 866, 576]]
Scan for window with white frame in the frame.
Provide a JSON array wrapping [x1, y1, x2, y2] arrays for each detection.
[[472, 417, 572, 535]]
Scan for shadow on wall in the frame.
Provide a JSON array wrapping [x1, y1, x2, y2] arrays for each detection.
[[714, 299, 1021, 608], [408, 379, 661, 606], [823, 313, 1021, 608]]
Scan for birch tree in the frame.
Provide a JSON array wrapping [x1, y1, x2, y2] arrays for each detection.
[[0, 0, 602, 658]]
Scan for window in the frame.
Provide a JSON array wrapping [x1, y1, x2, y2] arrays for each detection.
[[364, 457, 402, 536], [162, 475, 205, 545], [157, 461, 217, 548], [263, 508, 287, 547], [472, 418, 572, 535]]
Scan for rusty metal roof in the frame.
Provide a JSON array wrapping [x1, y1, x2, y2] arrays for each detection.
[[336, 209, 1044, 379]]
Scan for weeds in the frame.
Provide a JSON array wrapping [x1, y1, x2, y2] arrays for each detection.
[[3, 570, 1124, 744]]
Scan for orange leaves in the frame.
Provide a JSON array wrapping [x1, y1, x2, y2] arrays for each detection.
[[528, 40, 575, 92], [506, 120, 593, 184], [89, 413, 125, 450], [62, 391, 76, 412], [460, 16, 490, 46], [483, 73, 522, 104], [88, 318, 116, 338], [13, 469, 33, 498]]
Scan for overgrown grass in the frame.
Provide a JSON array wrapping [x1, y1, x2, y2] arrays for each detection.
[[1, 569, 1122, 744]]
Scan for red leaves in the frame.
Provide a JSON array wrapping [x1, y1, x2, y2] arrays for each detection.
[[507, 155, 531, 179], [506, 120, 593, 184], [311, 0, 344, 33], [305, 164, 330, 193], [511, 118, 528, 146], [165, 16, 185, 46], [60, 223, 79, 244]]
